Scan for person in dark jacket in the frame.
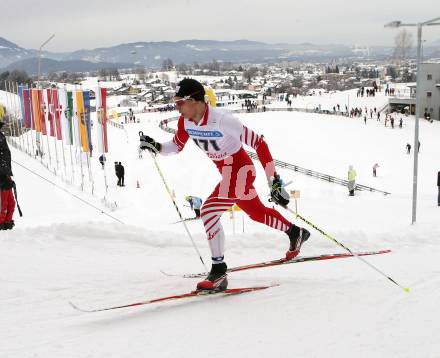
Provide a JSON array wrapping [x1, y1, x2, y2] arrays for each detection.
[[437, 171, 440, 206], [99, 154, 106, 169], [116, 162, 125, 186], [0, 121, 16, 230], [114, 162, 121, 186]]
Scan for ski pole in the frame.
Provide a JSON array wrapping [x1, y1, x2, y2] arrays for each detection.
[[147, 148, 207, 271], [285, 207, 409, 293], [12, 181, 23, 217]]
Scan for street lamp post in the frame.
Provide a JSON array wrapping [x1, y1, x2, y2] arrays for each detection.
[[385, 17, 440, 224], [38, 34, 55, 85]]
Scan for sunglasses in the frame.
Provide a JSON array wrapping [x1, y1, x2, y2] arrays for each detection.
[[173, 95, 195, 105]]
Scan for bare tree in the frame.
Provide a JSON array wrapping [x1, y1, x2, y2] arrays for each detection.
[[393, 29, 413, 64], [135, 67, 146, 82], [161, 59, 174, 71], [243, 67, 258, 83]]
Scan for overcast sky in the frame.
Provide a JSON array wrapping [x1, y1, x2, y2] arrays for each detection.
[[2, 0, 439, 52]]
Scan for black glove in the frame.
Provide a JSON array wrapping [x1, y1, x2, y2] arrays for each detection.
[[139, 131, 161, 153], [270, 174, 290, 207]]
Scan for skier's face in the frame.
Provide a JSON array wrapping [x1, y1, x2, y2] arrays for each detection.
[[174, 97, 197, 118]]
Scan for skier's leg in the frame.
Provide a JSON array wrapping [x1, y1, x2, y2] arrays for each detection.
[[197, 184, 234, 291], [235, 187, 291, 232], [237, 185, 310, 260], [0, 190, 7, 225], [5, 189, 15, 222], [200, 184, 234, 263]]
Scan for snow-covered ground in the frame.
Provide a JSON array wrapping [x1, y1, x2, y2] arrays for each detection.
[[1, 99, 440, 357]]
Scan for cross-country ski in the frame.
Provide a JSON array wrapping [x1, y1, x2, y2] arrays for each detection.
[[70, 284, 278, 313]]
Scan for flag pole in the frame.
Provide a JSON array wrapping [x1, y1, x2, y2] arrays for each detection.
[[74, 84, 85, 191], [97, 81, 109, 194], [80, 84, 94, 194], [64, 84, 76, 185], [21, 84, 33, 156], [12, 82, 25, 152], [4, 81, 17, 144], [49, 87, 60, 173], [40, 85, 53, 172], [31, 86, 42, 163], [56, 86, 68, 182]]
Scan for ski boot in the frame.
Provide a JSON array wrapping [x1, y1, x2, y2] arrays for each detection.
[[4, 221, 15, 230], [285, 225, 310, 260], [197, 263, 228, 291]]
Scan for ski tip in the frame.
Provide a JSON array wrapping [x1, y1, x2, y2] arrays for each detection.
[[69, 301, 90, 312], [69, 301, 81, 310]]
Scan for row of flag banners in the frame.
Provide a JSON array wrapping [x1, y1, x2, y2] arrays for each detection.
[[17, 86, 108, 154]]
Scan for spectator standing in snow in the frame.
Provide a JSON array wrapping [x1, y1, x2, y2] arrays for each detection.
[[99, 154, 106, 169], [373, 163, 379, 177], [0, 121, 16, 230], [117, 162, 125, 186], [437, 171, 440, 206], [115, 162, 121, 186], [347, 165, 357, 196]]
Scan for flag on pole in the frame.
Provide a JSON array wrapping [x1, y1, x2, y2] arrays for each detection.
[[66, 91, 75, 145], [23, 88, 32, 129], [71, 90, 81, 148], [95, 87, 109, 153], [31, 89, 41, 133], [75, 90, 89, 152], [28, 89, 35, 130], [59, 89, 71, 143], [18, 85, 26, 127], [45, 88, 55, 137], [82, 90, 93, 153], [37, 89, 47, 135], [52, 88, 63, 140]]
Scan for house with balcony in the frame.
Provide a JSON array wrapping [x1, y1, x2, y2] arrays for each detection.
[[388, 62, 440, 120], [418, 62, 440, 121]]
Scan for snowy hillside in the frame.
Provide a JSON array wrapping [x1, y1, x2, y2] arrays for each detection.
[[1, 101, 440, 357]]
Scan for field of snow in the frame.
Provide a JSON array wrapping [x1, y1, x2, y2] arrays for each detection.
[[1, 96, 440, 357]]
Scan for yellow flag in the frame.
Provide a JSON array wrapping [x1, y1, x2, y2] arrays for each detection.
[[32, 89, 41, 133], [76, 90, 89, 152]]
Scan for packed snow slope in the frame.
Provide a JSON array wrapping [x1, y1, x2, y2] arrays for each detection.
[[1, 104, 440, 357]]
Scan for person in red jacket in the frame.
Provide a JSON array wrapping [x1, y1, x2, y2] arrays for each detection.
[[140, 79, 310, 291], [0, 121, 15, 230]]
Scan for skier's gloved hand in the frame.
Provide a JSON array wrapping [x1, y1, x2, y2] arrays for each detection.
[[270, 174, 290, 207], [139, 131, 161, 153]]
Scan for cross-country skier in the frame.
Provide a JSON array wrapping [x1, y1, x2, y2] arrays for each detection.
[[185, 195, 203, 218], [139, 78, 310, 291]]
